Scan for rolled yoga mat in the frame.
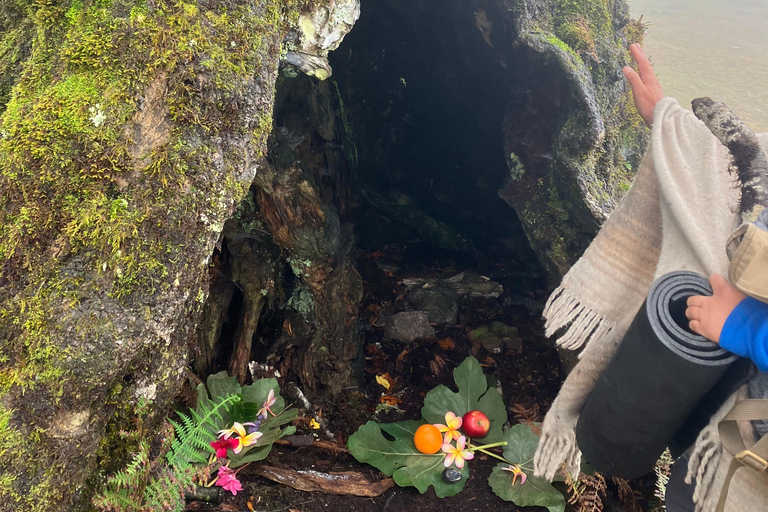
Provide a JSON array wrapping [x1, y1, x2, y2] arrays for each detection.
[[576, 271, 741, 479]]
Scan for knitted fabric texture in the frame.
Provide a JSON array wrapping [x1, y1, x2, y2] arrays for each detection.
[[534, 97, 768, 512]]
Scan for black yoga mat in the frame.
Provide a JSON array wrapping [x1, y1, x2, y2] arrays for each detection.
[[576, 271, 741, 479]]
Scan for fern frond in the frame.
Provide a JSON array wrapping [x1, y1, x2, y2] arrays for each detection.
[[166, 393, 239, 468]]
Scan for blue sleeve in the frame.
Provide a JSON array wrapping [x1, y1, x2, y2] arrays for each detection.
[[720, 297, 768, 372]]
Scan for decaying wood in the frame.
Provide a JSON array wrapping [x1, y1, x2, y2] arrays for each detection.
[[184, 486, 223, 504], [274, 435, 350, 453], [249, 465, 394, 497], [692, 97, 768, 222]]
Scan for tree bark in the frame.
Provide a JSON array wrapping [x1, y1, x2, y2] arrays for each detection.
[[0, 0, 308, 509]]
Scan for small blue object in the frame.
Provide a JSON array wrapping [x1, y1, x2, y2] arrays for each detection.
[[720, 297, 768, 373]]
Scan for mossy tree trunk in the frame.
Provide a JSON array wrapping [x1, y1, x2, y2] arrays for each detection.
[[497, 0, 649, 277], [0, 0, 648, 508], [0, 0, 317, 509]]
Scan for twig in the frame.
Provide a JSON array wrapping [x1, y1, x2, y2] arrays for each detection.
[[274, 436, 349, 453], [285, 382, 336, 441]]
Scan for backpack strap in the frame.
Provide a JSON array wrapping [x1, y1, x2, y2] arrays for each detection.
[[715, 399, 768, 512]]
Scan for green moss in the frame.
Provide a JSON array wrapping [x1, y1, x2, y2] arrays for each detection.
[[543, 33, 585, 67]]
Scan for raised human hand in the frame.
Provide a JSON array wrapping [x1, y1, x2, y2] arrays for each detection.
[[685, 274, 747, 343], [622, 43, 664, 128]]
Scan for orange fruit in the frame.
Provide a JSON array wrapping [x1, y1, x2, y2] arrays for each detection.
[[413, 424, 442, 454]]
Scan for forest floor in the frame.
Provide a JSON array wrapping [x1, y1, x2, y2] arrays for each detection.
[[187, 242, 654, 512]]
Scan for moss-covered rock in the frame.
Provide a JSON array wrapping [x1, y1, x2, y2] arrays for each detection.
[[498, 0, 648, 276], [0, 0, 318, 509]]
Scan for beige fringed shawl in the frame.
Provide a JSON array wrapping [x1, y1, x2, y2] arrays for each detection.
[[533, 97, 768, 512]]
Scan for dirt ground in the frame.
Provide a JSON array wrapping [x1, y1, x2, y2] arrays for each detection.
[[187, 242, 652, 512]]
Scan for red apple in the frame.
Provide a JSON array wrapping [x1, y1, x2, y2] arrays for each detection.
[[462, 410, 490, 438]]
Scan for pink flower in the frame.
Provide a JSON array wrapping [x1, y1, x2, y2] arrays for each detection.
[[501, 464, 527, 485], [441, 435, 474, 469], [210, 437, 239, 458], [434, 411, 463, 444], [215, 466, 243, 495], [258, 389, 277, 418]]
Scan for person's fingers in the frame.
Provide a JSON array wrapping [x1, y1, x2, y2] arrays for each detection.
[[630, 43, 655, 82], [622, 66, 645, 92], [708, 274, 730, 294], [687, 295, 706, 308], [689, 319, 703, 336], [685, 305, 701, 321]]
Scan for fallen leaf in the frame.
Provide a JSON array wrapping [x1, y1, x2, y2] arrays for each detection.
[[396, 348, 410, 361], [283, 319, 293, 337], [379, 395, 402, 406], [366, 303, 381, 313], [369, 250, 384, 259], [484, 356, 497, 366], [437, 337, 455, 350], [510, 403, 540, 424], [375, 373, 393, 390], [309, 418, 321, 430], [247, 496, 259, 511]]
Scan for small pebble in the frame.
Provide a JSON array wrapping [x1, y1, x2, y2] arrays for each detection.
[[442, 467, 463, 483]]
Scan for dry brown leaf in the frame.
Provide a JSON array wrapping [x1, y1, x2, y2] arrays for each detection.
[[510, 402, 540, 423], [437, 337, 455, 350], [379, 395, 402, 406]]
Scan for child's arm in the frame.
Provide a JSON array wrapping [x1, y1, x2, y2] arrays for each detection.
[[686, 274, 768, 371]]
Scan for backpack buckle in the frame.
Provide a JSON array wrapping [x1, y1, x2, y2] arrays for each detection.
[[735, 450, 768, 473]]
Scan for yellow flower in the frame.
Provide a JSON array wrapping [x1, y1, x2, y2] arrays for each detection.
[[232, 430, 263, 454], [501, 464, 527, 485], [218, 422, 248, 440], [434, 411, 463, 443], [441, 436, 474, 469]]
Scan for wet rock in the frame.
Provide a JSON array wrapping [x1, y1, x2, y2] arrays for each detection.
[[469, 322, 522, 354], [384, 311, 435, 344], [285, 0, 360, 79], [403, 272, 503, 299], [405, 285, 459, 326], [442, 467, 463, 483]]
